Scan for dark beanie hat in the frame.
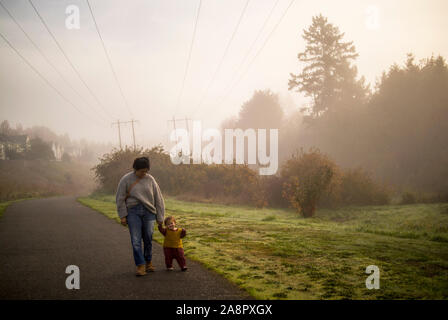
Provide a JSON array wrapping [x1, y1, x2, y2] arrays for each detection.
[[133, 157, 150, 171]]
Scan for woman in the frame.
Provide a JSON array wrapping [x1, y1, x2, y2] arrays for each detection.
[[116, 156, 165, 276]]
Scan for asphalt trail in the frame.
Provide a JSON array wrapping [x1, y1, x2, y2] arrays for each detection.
[[0, 196, 251, 300]]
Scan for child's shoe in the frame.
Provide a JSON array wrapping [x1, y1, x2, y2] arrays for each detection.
[[181, 266, 188, 272], [167, 267, 174, 271]]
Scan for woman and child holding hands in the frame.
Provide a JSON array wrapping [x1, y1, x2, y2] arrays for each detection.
[[116, 156, 187, 276]]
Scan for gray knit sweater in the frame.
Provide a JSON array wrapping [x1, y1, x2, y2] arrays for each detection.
[[115, 171, 165, 223]]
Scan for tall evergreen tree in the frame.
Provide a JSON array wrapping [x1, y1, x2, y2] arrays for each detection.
[[289, 14, 368, 119]]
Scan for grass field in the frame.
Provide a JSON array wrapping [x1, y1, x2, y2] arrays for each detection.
[[78, 194, 448, 299], [0, 201, 13, 219], [0, 160, 96, 202]]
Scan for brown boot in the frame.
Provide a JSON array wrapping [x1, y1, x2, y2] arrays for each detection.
[[136, 264, 146, 276], [145, 261, 155, 272]]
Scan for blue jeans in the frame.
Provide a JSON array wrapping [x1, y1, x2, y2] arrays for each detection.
[[127, 203, 156, 266]]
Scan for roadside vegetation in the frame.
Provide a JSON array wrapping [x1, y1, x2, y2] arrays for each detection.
[[78, 194, 448, 300], [0, 159, 96, 201]]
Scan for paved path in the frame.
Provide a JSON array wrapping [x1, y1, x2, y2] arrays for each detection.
[[0, 196, 251, 300]]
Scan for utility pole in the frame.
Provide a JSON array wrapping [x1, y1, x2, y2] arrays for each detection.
[[168, 117, 190, 135], [112, 119, 139, 151], [121, 119, 139, 151], [111, 120, 122, 150], [130, 119, 137, 151], [168, 116, 191, 156]]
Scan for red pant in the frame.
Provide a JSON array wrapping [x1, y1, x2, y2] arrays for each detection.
[[163, 247, 186, 268]]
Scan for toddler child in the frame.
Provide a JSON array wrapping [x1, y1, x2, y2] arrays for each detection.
[[158, 216, 188, 271]]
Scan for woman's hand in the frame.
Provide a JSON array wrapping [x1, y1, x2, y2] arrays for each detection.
[[121, 217, 127, 226]]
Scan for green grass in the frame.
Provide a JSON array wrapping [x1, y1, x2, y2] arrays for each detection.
[[0, 201, 12, 219], [78, 194, 448, 300], [0, 159, 96, 201]]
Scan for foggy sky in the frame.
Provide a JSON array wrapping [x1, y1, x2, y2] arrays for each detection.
[[0, 0, 447, 148]]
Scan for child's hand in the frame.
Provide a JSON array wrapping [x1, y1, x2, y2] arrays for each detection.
[[121, 217, 127, 226]]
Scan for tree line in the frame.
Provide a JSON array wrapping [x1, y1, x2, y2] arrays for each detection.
[[93, 14, 447, 217], [223, 14, 448, 202], [92, 145, 390, 217], [0, 119, 112, 163]]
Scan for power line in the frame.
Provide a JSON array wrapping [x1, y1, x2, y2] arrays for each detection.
[[86, 0, 134, 118], [220, 0, 281, 100], [0, 0, 112, 124], [27, 0, 116, 121], [173, 0, 202, 116], [215, 0, 297, 112], [111, 120, 122, 149], [0, 29, 107, 129], [190, 0, 251, 118]]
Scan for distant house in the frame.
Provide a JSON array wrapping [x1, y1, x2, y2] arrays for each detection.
[[0, 134, 31, 160], [51, 142, 64, 161]]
